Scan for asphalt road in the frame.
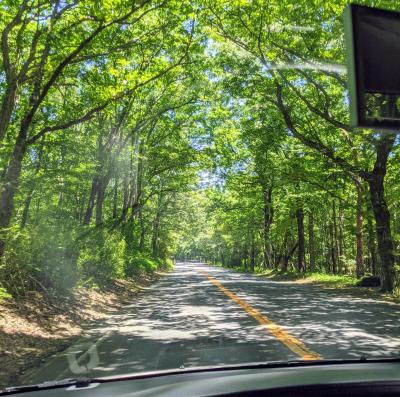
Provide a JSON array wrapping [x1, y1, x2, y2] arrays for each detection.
[[22, 262, 400, 384]]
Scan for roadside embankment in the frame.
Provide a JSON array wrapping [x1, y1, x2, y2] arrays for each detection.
[[0, 271, 169, 388]]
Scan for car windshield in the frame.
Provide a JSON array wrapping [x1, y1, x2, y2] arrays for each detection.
[[1, 0, 400, 390]]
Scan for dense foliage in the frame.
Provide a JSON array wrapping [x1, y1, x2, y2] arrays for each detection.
[[1, 0, 400, 296]]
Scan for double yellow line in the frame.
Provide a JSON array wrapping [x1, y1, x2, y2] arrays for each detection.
[[200, 270, 321, 361]]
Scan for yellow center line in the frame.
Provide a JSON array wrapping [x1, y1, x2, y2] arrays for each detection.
[[199, 270, 322, 361]]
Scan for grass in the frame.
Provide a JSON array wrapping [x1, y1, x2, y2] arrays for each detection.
[[293, 272, 359, 287], [255, 269, 359, 288], [208, 262, 400, 303], [212, 264, 359, 288], [0, 287, 11, 301]]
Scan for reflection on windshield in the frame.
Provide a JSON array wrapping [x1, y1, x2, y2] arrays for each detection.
[[0, 0, 399, 390]]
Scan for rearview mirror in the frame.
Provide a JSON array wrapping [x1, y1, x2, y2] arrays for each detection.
[[344, 4, 400, 131]]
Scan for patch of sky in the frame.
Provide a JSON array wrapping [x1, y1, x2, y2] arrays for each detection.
[[344, 92, 350, 106], [183, 19, 196, 34], [197, 170, 225, 189], [292, 78, 307, 88], [189, 135, 213, 151], [41, 106, 57, 121], [59, 1, 70, 10], [205, 38, 219, 57], [320, 19, 337, 34], [81, 60, 94, 70], [36, 6, 53, 26], [286, 128, 294, 137], [28, 147, 38, 163], [160, 49, 173, 63], [205, 69, 221, 83], [231, 158, 250, 174]]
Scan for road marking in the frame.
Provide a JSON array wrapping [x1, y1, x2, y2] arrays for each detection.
[[23, 332, 112, 382], [57, 332, 111, 379], [200, 270, 321, 361]]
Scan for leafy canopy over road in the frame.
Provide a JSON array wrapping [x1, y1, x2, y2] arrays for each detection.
[[0, 0, 399, 295]]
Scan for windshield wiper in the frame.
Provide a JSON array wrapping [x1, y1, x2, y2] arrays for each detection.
[[0, 378, 95, 396]]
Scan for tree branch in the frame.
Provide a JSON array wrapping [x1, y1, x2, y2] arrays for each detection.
[[26, 102, 109, 145], [274, 82, 361, 177]]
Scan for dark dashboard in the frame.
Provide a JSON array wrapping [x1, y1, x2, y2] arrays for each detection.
[[3, 360, 400, 397]]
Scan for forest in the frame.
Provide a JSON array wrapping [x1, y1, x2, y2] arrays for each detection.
[[0, 0, 400, 298]]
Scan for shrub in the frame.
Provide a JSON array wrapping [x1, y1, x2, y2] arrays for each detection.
[[124, 253, 158, 277], [163, 258, 175, 270], [77, 229, 125, 285], [0, 287, 12, 301], [0, 222, 174, 296], [0, 225, 78, 297]]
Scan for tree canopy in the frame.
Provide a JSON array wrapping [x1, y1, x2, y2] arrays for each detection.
[[1, 0, 399, 295]]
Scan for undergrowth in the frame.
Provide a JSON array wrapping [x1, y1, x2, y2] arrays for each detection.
[[0, 224, 174, 298]]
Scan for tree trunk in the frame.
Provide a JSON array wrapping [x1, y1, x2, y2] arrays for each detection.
[[329, 221, 337, 274], [308, 211, 315, 272], [20, 189, 34, 228], [83, 176, 99, 225], [354, 177, 364, 277], [152, 211, 161, 258], [139, 208, 146, 250], [58, 190, 64, 210], [130, 141, 144, 221], [112, 178, 118, 219], [284, 241, 298, 272], [367, 175, 395, 292], [262, 186, 273, 268], [0, 81, 17, 143], [121, 174, 130, 221], [0, 133, 27, 255], [338, 202, 345, 272], [79, 192, 86, 223], [20, 137, 45, 229], [366, 194, 378, 276], [365, 135, 396, 292], [250, 240, 255, 272], [296, 207, 305, 272], [332, 199, 341, 274], [95, 181, 106, 226], [243, 243, 248, 270]]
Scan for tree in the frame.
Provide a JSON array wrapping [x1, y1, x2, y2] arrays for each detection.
[[206, 0, 397, 291], [0, 0, 195, 254]]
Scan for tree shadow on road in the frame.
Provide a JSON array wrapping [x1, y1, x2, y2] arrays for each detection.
[[21, 264, 400, 384]]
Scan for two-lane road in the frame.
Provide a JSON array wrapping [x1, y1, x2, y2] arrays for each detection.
[[23, 262, 400, 384]]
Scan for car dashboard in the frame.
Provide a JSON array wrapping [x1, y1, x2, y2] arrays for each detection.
[[3, 360, 400, 397]]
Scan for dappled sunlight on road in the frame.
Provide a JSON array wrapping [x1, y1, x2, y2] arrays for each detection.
[[207, 264, 400, 359], [23, 262, 400, 383]]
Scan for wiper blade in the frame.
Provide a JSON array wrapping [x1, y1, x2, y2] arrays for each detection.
[[0, 378, 93, 396]]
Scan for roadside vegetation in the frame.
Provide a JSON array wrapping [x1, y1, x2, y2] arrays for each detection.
[[0, 272, 165, 388], [215, 265, 360, 288], [1, 0, 400, 305]]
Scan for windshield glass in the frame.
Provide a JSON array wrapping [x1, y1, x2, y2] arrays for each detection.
[[1, 0, 400, 389]]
